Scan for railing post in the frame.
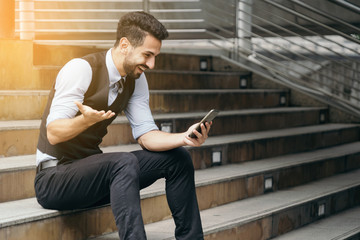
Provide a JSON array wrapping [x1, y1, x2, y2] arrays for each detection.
[[143, 0, 150, 13], [0, 0, 15, 38], [19, 0, 35, 40], [236, 0, 253, 57]]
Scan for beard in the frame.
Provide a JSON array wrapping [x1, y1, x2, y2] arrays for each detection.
[[123, 55, 148, 79]]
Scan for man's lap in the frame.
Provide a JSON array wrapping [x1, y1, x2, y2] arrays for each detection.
[[34, 147, 191, 210]]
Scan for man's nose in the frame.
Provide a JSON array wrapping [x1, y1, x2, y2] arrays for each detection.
[[146, 56, 155, 69]]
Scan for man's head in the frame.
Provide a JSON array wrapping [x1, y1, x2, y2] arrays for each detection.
[[115, 11, 168, 48], [112, 11, 168, 79]]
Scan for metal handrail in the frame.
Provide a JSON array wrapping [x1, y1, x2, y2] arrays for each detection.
[[237, 8, 360, 88], [231, 0, 360, 118], [329, 0, 360, 14], [14, 0, 360, 118]]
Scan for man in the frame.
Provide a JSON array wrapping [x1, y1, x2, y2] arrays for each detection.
[[35, 11, 211, 240]]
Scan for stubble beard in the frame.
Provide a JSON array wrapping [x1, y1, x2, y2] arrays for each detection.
[[123, 55, 144, 79]]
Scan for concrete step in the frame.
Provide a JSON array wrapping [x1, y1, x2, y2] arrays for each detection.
[[0, 108, 327, 157], [272, 206, 360, 240], [0, 90, 49, 120], [93, 168, 360, 240], [24, 67, 251, 91], [146, 70, 251, 90], [1, 136, 359, 207], [33, 44, 245, 72], [149, 89, 290, 113], [1, 153, 360, 239], [190, 123, 359, 167], [0, 89, 289, 120]]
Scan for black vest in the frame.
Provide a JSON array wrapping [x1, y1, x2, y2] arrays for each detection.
[[37, 51, 135, 163]]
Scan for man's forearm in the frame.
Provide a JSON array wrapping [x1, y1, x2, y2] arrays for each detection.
[[138, 122, 211, 152], [138, 130, 186, 152], [47, 115, 93, 145]]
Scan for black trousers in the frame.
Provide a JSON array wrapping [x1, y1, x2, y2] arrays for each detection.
[[34, 147, 203, 240]]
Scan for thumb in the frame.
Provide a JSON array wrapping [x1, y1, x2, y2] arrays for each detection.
[[74, 101, 84, 112]]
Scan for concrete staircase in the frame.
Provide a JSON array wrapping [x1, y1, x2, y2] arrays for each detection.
[[1, 40, 360, 240]]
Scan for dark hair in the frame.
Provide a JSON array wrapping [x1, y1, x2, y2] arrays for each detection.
[[115, 11, 169, 47]]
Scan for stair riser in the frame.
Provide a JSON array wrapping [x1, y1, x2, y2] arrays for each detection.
[[0, 109, 324, 157], [167, 109, 327, 136], [34, 45, 245, 72], [275, 154, 360, 190], [190, 127, 359, 167], [272, 187, 360, 237], [204, 217, 272, 240], [203, 186, 360, 240], [146, 72, 250, 90], [0, 94, 48, 120], [347, 233, 360, 240], [34, 44, 105, 66], [2, 150, 359, 213], [0, 177, 265, 239], [0, 91, 289, 120], [0, 129, 39, 157], [10, 68, 249, 91], [0, 207, 117, 240], [0, 68, 57, 90], [2, 176, 359, 240], [150, 91, 289, 113], [0, 170, 36, 203], [105, 109, 327, 147]]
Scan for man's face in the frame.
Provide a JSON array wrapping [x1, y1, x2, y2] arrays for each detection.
[[123, 34, 161, 79]]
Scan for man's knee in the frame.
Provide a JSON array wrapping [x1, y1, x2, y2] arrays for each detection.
[[170, 147, 194, 172], [108, 152, 140, 179]]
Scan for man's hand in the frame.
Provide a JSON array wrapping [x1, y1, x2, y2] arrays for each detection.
[[75, 101, 115, 126], [137, 121, 212, 152], [183, 121, 212, 147], [47, 102, 116, 145]]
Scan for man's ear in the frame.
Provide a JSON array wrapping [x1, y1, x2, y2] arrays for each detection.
[[119, 37, 131, 54]]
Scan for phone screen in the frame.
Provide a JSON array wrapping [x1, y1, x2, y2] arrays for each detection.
[[188, 109, 219, 138]]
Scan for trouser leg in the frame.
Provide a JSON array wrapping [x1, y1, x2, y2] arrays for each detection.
[[34, 152, 146, 240], [133, 147, 204, 240], [34, 147, 203, 240]]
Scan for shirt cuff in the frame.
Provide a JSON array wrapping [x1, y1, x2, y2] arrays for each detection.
[[132, 123, 159, 140]]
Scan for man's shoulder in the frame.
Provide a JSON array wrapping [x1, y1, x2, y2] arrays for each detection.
[[82, 50, 107, 67]]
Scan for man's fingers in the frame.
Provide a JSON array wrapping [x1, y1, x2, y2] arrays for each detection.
[[75, 101, 115, 121], [103, 110, 115, 118]]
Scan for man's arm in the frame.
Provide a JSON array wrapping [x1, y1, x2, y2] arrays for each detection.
[[137, 121, 212, 152], [47, 102, 115, 145]]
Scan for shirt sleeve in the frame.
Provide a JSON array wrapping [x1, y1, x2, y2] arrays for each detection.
[[46, 58, 92, 126], [124, 73, 159, 140]]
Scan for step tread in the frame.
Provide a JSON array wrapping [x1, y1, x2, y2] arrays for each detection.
[[0, 124, 357, 172], [148, 69, 250, 76], [92, 168, 360, 240], [149, 89, 288, 94], [34, 66, 250, 76], [0, 89, 287, 95], [0, 107, 326, 130], [202, 123, 359, 146], [273, 206, 360, 240], [1, 144, 360, 229], [0, 90, 49, 95]]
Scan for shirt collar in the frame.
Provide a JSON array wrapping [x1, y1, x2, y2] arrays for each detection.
[[106, 48, 125, 86]]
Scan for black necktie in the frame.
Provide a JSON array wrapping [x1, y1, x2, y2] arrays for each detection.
[[117, 78, 125, 94]]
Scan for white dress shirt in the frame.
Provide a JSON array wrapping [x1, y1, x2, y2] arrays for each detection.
[[36, 49, 158, 165]]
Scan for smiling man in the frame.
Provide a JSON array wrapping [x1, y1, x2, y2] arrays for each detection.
[[34, 11, 210, 240]]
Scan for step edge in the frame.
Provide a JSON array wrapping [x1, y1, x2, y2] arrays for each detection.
[[1, 147, 360, 228], [0, 107, 327, 130]]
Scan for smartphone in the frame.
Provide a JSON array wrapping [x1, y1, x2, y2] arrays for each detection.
[[188, 109, 219, 138]]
